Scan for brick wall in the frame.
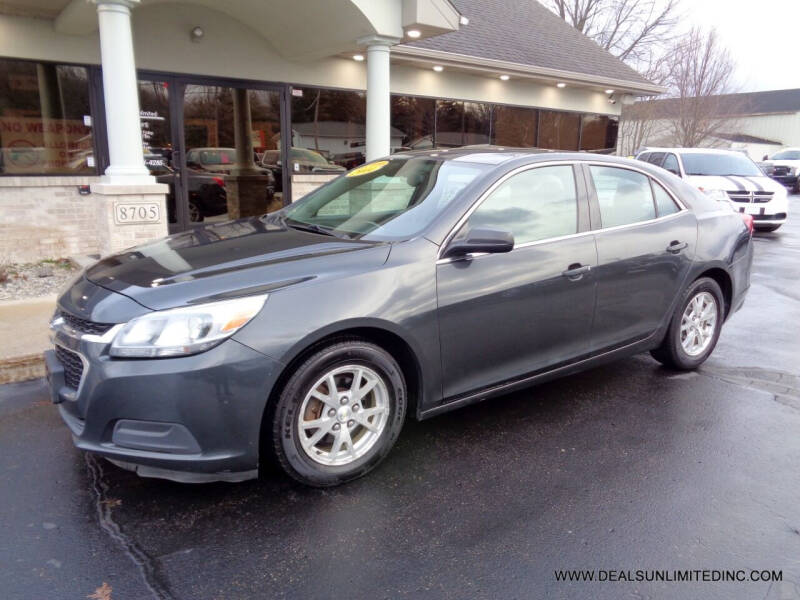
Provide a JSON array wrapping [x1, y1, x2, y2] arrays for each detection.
[[0, 177, 168, 264], [0, 176, 102, 263]]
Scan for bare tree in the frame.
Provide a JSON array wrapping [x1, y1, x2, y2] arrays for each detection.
[[666, 27, 739, 147], [617, 51, 672, 155], [543, 0, 681, 65], [618, 28, 740, 152]]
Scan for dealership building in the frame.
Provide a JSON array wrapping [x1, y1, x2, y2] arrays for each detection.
[[0, 0, 659, 263]]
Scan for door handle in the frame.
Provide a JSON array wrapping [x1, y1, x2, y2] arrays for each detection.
[[667, 241, 688, 254], [562, 263, 591, 280]]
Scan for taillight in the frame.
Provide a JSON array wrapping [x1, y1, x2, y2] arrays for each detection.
[[212, 176, 225, 187], [740, 213, 754, 235]]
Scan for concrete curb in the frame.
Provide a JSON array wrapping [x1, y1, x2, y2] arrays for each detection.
[[0, 353, 45, 385]]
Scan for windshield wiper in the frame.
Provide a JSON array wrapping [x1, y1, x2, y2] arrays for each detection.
[[283, 219, 342, 238]]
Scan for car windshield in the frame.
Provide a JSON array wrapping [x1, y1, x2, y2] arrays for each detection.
[[281, 157, 489, 240], [771, 150, 800, 160], [290, 148, 330, 165], [680, 152, 762, 177]]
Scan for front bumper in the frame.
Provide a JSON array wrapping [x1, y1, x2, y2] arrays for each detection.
[[46, 324, 282, 483], [730, 196, 789, 224], [768, 174, 798, 188]]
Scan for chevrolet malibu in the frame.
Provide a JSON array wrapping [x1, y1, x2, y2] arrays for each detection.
[[46, 150, 754, 487]]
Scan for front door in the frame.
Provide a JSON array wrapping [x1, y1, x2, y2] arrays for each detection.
[[137, 74, 290, 233], [585, 164, 696, 351], [436, 164, 597, 400]]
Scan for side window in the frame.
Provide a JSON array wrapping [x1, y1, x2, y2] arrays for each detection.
[[466, 165, 578, 245], [652, 180, 680, 216], [589, 166, 656, 228], [647, 152, 666, 166], [662, 153, 680, 176], [637, 152, 651, 163]]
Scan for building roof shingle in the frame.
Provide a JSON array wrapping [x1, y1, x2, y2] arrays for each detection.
[[407, 0, 652, 87]]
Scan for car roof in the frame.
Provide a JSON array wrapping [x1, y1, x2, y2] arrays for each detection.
[[388, 147, 664, 173], [638, 147, 745, 156]]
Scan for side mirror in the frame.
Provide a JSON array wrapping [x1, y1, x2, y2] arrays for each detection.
[[443, 227, 514, 259]]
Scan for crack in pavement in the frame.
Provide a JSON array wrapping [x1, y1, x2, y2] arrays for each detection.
[[85, 453, 175, 600]]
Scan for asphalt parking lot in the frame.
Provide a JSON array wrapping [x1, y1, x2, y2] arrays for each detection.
[[2, 197, 799, 600]]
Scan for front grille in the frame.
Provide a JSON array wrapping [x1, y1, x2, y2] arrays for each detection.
[[55, 345, 84, 391], [60, 311, 114, 336], [726, 191, 774, 204]]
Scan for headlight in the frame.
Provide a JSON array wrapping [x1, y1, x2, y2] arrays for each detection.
[[110, 294, 268, 358], [703, 189, 729, 202]]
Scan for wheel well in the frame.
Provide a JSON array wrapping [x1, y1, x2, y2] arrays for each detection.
[[696, 268, 732, 317], [259, 327, 423, 458]]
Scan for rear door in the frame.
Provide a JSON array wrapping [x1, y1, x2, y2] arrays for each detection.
[[584, 164, 696, 351], [436, 163, 597, 400]]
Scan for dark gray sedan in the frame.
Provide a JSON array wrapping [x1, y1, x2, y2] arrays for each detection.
[[45, 150, 754, 487]]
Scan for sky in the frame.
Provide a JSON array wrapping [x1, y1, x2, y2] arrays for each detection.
[[685, 0, 800, 92]]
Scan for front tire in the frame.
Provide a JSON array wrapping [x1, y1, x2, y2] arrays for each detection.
[[650, 277, 724, 370], [270, 340, 406, 487]]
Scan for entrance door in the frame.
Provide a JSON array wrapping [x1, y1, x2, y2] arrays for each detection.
[[137, 75, 290, 233]]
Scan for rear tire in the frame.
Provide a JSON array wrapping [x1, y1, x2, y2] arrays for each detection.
[[270, 340, 406, 487], [650, 277, 724, 370]]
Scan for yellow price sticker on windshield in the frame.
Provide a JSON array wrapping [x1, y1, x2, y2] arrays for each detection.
[[346, 160, 389, 177]]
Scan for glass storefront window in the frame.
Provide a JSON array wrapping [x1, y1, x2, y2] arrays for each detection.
[[435, 100, 464, 148], [291, 87, 367, 170], [0, 59, 94, 174], [580, 114, 618, 152], [391, 96, 435, 152], [538, 110, 580, 151], [435, 100, 493, 148], [463, 102, 491, 146], [492, 105, 538, 147]]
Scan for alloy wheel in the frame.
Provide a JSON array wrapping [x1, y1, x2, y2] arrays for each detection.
[[297, 364, 390, 466], [679, 291, 718, 357]]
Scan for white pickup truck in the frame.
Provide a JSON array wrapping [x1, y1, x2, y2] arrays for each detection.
[[759, 148, 800, 194]]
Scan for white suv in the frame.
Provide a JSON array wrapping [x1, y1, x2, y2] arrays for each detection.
[[760, 148, 800, 194], [636, 147, 789, 232]]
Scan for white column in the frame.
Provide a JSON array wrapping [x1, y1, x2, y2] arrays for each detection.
[[359, 36, 399, 162], [93, 0, 153, 183]]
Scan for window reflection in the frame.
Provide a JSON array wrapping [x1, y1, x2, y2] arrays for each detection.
[[0, 59, 94, 174], [492, 106, 538, 147], [391, 96, 435, 151], [291, 88, 367, 169], [467, 166, 578, 244], [539, 110, 580, 151], [580, 114, 617, 152]]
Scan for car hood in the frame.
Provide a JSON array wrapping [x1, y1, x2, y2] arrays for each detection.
[[85, 217, 390, 311], [685, 174, 786, 193], [763, 160, 800, 168]]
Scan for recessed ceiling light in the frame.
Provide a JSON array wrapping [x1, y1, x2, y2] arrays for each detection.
[[499, 75, 510, 81], [407, 29, 421, 38], [432, 65, 444, 72], [605, 89, 614, 94], [353, 54, 365, 61], [459, 15, 470, 25], [556, 82, 566, 88]]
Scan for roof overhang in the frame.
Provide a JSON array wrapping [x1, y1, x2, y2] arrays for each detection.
[[47, 0, 460, 61], [392, 45, 665, 96]]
